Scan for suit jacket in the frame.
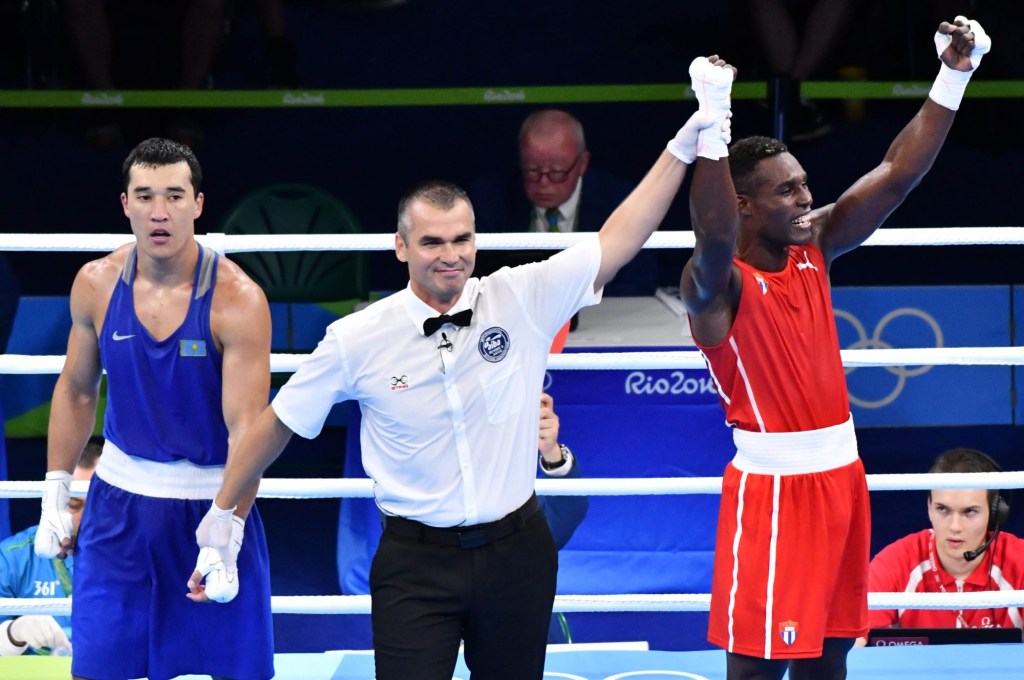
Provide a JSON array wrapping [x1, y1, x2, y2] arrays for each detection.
[[468, 168, 658, 296]]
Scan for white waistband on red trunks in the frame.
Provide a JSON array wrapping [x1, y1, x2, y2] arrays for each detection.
[[96, 440, 224, 500], [731, 414, 858, 475]]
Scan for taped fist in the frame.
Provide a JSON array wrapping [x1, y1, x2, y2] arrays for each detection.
[[34, 471, 72, 559], [689, 55, 735, 121], [935, 15, 991, 71], [929, 16, 991, 111], [189, 506, 244, 603]]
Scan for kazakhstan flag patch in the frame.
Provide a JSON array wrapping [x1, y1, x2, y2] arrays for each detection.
[[180, 340, 207, 357]]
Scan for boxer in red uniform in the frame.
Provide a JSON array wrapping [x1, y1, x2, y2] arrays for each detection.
[[682, 15, 991, 680]]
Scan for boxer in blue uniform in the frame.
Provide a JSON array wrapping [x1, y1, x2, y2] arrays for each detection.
[[36, 138, 274, 680]]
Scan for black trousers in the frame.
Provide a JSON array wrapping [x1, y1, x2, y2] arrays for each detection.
[[370, 499, 557, 680]]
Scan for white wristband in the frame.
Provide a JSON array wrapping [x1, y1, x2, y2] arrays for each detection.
[[696, 125, 729, 160], [928, 62, 973, 111], [210, 501, 237, 519]]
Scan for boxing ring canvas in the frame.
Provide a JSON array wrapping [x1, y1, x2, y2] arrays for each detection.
[[2, 644, 1020, 679]]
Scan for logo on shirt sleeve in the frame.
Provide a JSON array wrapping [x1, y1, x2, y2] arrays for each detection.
[[478, 327, 510, 363], [180, 340, 207, 357]]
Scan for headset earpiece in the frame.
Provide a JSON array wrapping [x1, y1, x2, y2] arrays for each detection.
[[990, 490, 1011, 532]]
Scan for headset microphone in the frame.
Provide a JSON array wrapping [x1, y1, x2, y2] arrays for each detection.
[[963, 483, 1011, 561], [963, 526, 1000, 562]]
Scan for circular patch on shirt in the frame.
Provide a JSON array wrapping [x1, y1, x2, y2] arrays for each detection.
[[478, 327, 511, 363]]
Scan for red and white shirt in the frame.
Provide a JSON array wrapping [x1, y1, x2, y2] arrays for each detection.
[[869, 529, 1024, 629]]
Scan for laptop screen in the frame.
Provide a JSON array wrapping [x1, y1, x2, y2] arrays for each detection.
[[866, 627, 1022, 647]]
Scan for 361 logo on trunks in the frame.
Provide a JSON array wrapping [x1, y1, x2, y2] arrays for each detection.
[[478, 327, 510, 363]]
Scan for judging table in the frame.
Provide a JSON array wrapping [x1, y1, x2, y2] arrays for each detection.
[[565, 294, 694, 348]]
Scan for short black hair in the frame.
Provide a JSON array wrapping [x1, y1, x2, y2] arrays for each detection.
[[396, 179, 473, 242], [122, 137, 203, 196], [928, 447, 1001, 506], [78, 438, 104, 470], [729, 136, 789, 196]]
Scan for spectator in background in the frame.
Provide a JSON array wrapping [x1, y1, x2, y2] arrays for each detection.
[[0, 440, 101, 657], [863, 448, 1023, 635], [255, 0, 301, 88], [62, 0, 231, 147], [733, 0, 855, 142], [536, 392, 588, 549], [470, 109, 658, 297], [536, 391, 588, 644]]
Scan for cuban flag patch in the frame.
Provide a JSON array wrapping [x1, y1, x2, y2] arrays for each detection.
[[180, 340, 207, 357], [754, 273, 768, 295], [778, 620, 799, 646]]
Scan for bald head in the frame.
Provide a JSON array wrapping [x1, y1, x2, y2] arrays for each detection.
[[519, 110, 586, 151], [518, 110, 590, 209]]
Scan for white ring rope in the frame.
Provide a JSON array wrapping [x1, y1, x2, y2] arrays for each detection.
[[3, 590, 1023, 617], [5, 346, 1024, 375], [1, 471, 1022, 500], [1, 226, 1024, 253]]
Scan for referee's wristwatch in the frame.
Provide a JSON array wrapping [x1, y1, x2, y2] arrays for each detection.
[[540, 443, 573, 472]]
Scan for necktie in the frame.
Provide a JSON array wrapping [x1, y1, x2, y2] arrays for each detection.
[[423, 309, 473, 336], [545, 207, 561, 233]]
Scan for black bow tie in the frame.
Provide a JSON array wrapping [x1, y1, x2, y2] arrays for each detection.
[[423, 309, 473, 336]]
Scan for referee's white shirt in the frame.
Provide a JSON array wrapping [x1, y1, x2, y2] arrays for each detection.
[[272, 237, 603, 527]]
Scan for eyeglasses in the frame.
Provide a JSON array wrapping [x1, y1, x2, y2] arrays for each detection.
[[522, 154, 582, 184]]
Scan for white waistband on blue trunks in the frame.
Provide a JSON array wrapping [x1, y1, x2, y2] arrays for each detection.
[[96, 440, 224, 500], [731, 414, 858, 475]]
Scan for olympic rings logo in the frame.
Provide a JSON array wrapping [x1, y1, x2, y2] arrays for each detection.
[[834, 306, 944, 409]]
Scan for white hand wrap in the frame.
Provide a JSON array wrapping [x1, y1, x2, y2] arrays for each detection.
[[667, 110, 712, 164], [688, 57, 734, 159], [929, 16, 991, 111], [4, 616, 71, 655], [194, 506, 243, 603], [34, 471, 72, 559]]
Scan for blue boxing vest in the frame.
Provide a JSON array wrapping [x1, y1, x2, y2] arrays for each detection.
[[98, 245, 229, 466]]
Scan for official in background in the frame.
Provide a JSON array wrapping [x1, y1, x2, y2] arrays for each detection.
[[865, 448, 1023, 633]]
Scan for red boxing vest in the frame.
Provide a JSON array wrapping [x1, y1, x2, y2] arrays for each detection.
[[695, 244, 849, 433]]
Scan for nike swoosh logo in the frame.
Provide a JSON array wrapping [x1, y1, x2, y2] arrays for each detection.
[[112, 331, 136, 341]]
